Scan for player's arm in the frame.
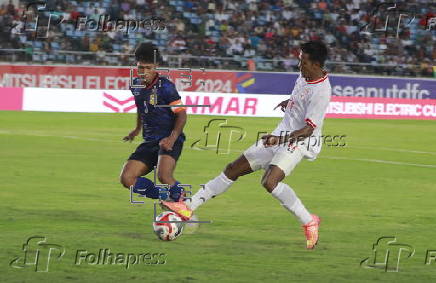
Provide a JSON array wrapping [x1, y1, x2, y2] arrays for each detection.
[[170, 109, 187, 141], [274, 99, 290, 112], [123, 110, 142, 142], [284, 125, 314, 145], [264, 87, 330, 147], [159, 108, 186, 151], [159, 82, 188, 150]]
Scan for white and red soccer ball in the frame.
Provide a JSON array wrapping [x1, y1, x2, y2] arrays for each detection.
[[153, 211, 184, 241]]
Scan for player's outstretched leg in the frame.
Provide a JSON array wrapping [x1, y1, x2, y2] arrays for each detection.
[[161, 154, 253, 219], [188, 154, 253, 210], [262, 165, 320, 249]]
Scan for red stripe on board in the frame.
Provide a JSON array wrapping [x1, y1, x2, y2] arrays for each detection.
[[103, 101, 119, 112]]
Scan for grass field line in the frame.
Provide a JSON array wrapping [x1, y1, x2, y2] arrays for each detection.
[[1, 129, 435, 168], [321, 156, 436, 168], [0, 129, 120, 143], [348, 145, 436, 155]]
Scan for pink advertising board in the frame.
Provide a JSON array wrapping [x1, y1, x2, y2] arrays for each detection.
[[0, 87, 23, 111], [327, 96, 436, 120], [1, 87, 436, 119]]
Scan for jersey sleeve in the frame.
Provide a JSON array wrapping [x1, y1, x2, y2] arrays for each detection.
[[164, 82, 186, 113], [129, 78, 136, 93], [305, 87, 331, 128], [130, 78, 144, 95], [130, 78, 141, 90]]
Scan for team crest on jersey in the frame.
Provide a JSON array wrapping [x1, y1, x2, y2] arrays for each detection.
[[149, 89, 157, 105], [133, 91, 141, 96]]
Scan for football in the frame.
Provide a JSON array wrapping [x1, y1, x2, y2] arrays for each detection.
[[153, 211, 185, 241]]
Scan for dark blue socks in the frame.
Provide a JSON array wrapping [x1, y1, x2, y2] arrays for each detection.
[[132, 177, 159, 199], [169, 181, 183, 201], [133, 178, 183, 201]]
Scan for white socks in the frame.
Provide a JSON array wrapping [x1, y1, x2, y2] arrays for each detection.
[[187, 173, 312, 225], [187, 172, 234, 211], [271, 182, 312, 225]]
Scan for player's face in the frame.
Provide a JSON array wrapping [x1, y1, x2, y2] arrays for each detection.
[[298, 51, 315, 78], [137, 62, 157, 82]]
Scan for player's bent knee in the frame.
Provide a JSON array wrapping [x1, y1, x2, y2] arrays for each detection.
[[120, 174, 135, 189], [261, 177, 278, 193], [224, 162, 239, 181]]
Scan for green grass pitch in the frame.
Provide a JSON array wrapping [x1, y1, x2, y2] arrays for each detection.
[[1, 111, 435, 282]]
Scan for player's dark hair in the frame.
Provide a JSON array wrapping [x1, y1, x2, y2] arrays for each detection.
[[134, 42, 161, 64], [300, 41, 328, 67]]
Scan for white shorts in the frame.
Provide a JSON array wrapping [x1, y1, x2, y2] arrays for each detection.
[[243, 140, 316, 176]]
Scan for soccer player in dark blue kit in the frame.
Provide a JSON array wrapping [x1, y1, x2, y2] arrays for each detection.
[[120, 42, 187, 201]]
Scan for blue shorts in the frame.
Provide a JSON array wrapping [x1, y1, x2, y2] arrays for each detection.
[[128, 138, 184, 169]]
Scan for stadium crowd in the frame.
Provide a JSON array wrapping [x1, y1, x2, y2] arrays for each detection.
[[0, 0, 434, 77]]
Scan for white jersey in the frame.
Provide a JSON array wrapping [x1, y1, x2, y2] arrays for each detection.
[[272, 72, 332, 159]]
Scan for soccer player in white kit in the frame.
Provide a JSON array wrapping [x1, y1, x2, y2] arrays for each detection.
[[162, 41, 331, 249]]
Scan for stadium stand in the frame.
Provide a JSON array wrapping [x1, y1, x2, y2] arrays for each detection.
[[0, 0, 434, 77]]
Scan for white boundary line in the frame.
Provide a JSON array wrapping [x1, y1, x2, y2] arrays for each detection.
[[321, 156, 436, 168], [191, 146, 436, 168], [347, 146, 436, 156], [0, 130, 119, 143]]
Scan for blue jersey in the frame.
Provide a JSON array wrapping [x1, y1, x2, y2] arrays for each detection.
[[130, 75, 186, 142]]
